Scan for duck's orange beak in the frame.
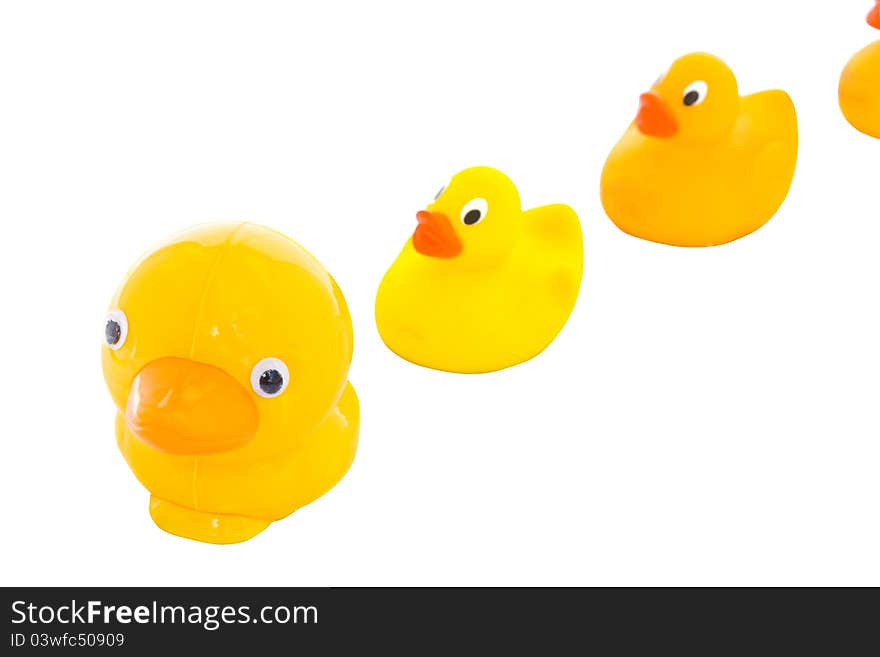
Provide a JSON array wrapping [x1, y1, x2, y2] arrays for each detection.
[[125, 357, 259, 455], [868, 2, 880, 29], [412, 210, 462, 258], [636, 91, 678, 137]]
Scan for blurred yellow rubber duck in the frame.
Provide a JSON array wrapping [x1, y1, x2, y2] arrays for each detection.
[[840, 1, 880, 138], [102, 222, 358, 544], [375, 166, 583, 373], [601, 52, 798, 247]]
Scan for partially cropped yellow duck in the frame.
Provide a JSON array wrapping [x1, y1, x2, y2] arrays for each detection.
[[839, 1, 880, 138], [102, 222, 359, 544], [601, 52, 798, 247], [375, 166, 583, 374]]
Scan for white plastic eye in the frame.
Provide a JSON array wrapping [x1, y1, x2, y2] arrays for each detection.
[[250, 357, 290, 398], [460, 198, 488, 226], [683, 80, 708, 107], [104, 309, 128, 351]]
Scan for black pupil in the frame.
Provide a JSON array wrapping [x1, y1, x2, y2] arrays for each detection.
[[463, 210, 482, 225], [683, 90, 700, 106], [105, 320, 121, 345], [259, 369, 284, 395]]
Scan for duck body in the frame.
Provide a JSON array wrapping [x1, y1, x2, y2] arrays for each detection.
[[601, 53, 798, 247], [839, 4, 880, 138], [102, 222, 358, 543], [114, 383, 358, 542], [375, 167, 583, 374]]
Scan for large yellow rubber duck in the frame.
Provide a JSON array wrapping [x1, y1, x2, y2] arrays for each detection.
[[839, 2, 880, 138], [600, 52, 798, 247], [375, 166, 583, 374], [101, 222, 359, 544]]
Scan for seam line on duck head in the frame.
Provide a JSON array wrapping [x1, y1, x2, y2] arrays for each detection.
[[185, 222, 246, 508], [187, 222, 248, 360]]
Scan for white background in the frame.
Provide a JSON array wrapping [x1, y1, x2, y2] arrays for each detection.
[[1, 0, 878, 586]]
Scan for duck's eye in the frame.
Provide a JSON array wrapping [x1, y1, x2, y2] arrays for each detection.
[[683, 81, 708, 107], [250, 357, 290, 398], [460, 198, 488, 226], [104, 309, 128, 351]]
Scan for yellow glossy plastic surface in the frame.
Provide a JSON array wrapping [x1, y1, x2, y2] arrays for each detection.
[[839, 3, 880, 139], [601, 52, 798, 247], [375, 166, 583, 374], [102, 222, 358, 544]]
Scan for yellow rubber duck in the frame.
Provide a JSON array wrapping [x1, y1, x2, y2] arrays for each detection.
[[839, 2, 880, 138], [101, 222, 359, 544], [600, 52, 798, 247], [375, 166, 583, 374]]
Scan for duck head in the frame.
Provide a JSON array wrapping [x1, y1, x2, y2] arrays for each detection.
[[411, 166, 523, 267], [635, 52, 740, 144], [102, 222, 353, 457]]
